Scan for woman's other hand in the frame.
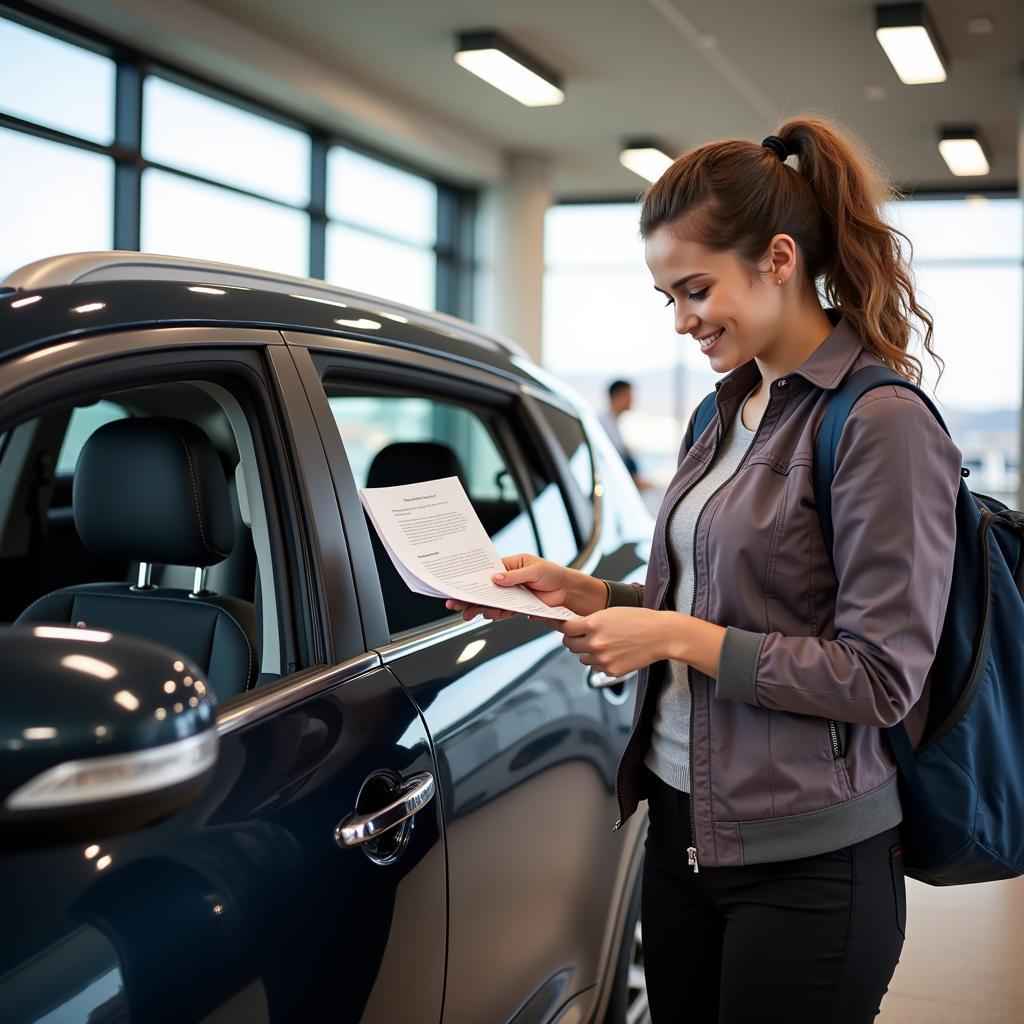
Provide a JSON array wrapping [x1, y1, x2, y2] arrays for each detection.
[[556, 608, 681, 678]]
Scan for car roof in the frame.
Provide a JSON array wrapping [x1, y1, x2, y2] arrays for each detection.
[[0, 251, 540, 385]]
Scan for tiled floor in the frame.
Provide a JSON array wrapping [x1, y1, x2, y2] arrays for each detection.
[[878, 876, 1024, 1023]]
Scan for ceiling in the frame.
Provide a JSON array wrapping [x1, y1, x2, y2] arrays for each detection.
[[120, 0, 1024, 196]]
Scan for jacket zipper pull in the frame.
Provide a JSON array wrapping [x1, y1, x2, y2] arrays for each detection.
[[612, 818, 623, 832], [687, 846, 699, 873]]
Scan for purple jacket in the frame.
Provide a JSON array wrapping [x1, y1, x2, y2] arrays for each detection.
[[608, 317, 961, 867]]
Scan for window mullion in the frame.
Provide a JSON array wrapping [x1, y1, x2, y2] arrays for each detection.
[[112, 57, 142, 251], [309, 132, 328, 279]]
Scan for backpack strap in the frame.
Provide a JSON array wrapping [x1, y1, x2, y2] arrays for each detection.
[[814, 365, 952, 563], [689, 391, 718, 452]]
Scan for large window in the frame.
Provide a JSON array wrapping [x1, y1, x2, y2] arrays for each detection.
[[325, 147, 439, 309], [889, 197, 1023, 506], [543, 203, 714, 502], [0, 127, 113, 278], [544, 197, 1024, 507], [141, 168, 309, 277], [0, 8, 472, 315], [0, 17, 114, 143]]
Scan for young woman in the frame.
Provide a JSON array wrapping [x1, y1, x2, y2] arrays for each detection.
[[447, 115, 961, 1023]]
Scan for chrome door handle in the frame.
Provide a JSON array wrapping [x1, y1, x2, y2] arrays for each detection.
[[588, 668, 637, 689], [335, 771, 435, 848]]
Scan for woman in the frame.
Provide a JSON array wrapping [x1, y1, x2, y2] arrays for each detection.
[[447, 115, 961, 1023]]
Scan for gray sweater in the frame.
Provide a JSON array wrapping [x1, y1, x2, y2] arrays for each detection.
[[644, 403, 756, 792]]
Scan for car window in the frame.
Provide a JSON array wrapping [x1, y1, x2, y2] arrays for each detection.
[[325, 385, 556, 635], [535, 403, 595, 542], [55, 400, 128, 474], [327, 388, 541, 552], [0, 380, 287, 697]]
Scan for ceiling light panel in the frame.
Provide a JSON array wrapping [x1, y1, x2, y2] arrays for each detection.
[[938, 129, 990, 176], [875, 3, 948, 84], [455, 30, 564, 107], [620, 140, 674, 183]]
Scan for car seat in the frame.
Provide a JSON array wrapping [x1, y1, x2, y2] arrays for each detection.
[[16, 417, 259, 698]]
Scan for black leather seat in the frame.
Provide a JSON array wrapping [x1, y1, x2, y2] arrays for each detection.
[[17, 418, 259, 699]]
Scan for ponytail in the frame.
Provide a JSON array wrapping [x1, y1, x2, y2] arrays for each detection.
[[640, 114, 940, 385]]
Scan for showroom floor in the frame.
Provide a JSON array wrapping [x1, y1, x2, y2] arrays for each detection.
[[879, 876, 1024, 1023]]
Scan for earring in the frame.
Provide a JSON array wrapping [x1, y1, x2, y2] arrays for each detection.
[[777, 278, 783, 285]]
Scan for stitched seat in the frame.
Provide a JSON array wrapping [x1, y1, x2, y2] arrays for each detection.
[[16, 418, 258, 699]]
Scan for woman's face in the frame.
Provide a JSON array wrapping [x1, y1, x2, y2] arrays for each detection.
[[644, 226, 783, 375]]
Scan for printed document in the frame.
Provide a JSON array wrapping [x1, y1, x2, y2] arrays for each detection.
[[360, 476, 575, 620]]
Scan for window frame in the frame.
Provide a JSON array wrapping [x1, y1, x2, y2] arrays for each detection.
[[291, 337, 587, 643], [0, 334, 334, 700]]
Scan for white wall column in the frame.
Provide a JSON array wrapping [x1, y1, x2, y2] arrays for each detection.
[[475, 153, 554, 364]]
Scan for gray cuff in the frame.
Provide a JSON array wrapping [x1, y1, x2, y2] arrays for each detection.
[[716, 626, 766, 706], [603, 580, 643, 608]]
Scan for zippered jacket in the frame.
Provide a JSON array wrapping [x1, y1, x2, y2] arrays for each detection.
[[609, 316, 962, 867]]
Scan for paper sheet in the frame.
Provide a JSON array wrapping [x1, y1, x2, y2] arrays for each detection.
[[359, 476, 575, 620]]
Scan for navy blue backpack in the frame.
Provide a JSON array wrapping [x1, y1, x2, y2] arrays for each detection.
[[693, 366, 1024, 885]]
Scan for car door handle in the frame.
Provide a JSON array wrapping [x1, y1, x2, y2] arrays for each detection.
[[335, 771, 435, 848], [587, 668, 637, 689]]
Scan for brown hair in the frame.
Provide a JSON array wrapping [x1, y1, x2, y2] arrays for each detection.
[[640, 115, 939, 385]]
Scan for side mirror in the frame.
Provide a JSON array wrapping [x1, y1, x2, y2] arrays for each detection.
[[0, 626, 218, 846]]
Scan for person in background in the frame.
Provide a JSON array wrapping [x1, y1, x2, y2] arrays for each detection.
[[600, 379, 650, 490]]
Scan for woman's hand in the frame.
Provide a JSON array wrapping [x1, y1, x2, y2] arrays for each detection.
[[556, 608, 724, 678], [444, 553, 607, 622]]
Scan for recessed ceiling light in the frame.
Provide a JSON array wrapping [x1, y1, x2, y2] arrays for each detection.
[[938, 127, 990, 176], [875, 3, 948, 84], [454, 30, 564, 107], [619, 139, 675, 183]]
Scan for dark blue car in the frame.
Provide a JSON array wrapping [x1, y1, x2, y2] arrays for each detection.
[[0, 253, 652, 1024]]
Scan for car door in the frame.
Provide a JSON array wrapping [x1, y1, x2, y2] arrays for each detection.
[[0, 328, 446, 1024], [287, 333, 647, 1024]]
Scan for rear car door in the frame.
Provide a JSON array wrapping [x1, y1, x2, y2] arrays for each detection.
[[0, 325, 445, 1024], [288, 331, 647, 1024]]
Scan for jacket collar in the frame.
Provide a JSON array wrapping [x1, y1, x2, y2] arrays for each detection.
[[715, 311, 864, 404]]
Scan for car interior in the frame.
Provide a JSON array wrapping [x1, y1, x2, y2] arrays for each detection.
[[0, 380, 282, 702], [325, 384, 550, 636]]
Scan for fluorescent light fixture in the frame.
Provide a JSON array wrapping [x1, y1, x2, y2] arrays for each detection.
[[455, 30, 564, 107], [620, 139, 675, 183], [875, 3, 948, 84], [938, 127, 990, 176]]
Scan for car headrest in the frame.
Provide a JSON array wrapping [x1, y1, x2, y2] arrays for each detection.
[[366, 441, 467, 489], [74, 417, 235, 567]]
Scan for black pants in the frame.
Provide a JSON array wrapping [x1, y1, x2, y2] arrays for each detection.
[[642, 770, 906, 1024]]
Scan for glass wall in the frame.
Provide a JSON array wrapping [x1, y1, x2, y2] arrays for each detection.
[[544, 198, 1023, 506], [889, 197, 1023, 505], [325, 147, 439, 309], [0, 8, 470, 313]]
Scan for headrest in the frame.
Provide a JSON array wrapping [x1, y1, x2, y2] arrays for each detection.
[[366, 441, 467, 489], [74, 418, 234, 567]]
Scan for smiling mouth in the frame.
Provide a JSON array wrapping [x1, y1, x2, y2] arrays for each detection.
[[697, 327, 725, 352]]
